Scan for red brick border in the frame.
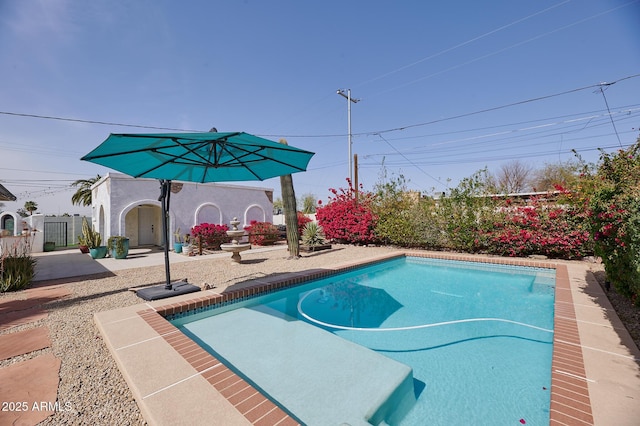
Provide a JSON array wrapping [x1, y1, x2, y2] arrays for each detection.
[[142, 252, 593, 425]]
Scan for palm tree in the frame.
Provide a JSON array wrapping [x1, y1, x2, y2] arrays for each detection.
[[71, 175, 101, 206], [24, 201, 38, 215]]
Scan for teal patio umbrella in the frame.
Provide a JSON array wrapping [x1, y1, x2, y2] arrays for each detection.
[[81, 131, 314, 299]]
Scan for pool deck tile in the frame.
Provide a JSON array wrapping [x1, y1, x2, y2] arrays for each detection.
[[94, 251, 640, 425]]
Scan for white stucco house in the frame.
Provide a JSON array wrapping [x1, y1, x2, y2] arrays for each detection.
[[91, 173, 274, 247]]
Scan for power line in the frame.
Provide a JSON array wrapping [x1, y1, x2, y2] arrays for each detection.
[[356, 0, 572, 88], [367, 74, 640, 136], [376, 133, 447, 188], [364, 1, 639, 99], [597, 82, 623, 147], [1, 75, 639, 141], [0, 111, 201, 132]]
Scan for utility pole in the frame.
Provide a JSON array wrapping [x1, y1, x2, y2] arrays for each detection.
[[337, 89, 360, 181]]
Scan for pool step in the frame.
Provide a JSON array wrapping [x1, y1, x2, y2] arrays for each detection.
[[182, 305, 416, 425], [530, 274, 555, 295]]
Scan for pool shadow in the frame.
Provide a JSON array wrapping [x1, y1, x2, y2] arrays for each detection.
[[581, 268, 640, 378], [300, 247, 345, 258], [413, 378, 426, 399]]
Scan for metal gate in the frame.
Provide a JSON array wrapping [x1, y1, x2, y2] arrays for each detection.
[[44, 222, 68, 247]]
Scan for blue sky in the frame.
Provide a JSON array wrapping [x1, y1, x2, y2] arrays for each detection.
[[1, 0, 639, 216]]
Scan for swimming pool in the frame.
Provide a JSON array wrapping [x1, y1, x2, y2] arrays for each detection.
[[171, 256, 556, 425]]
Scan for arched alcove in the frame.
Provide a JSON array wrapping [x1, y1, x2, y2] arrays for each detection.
[[244, 204, 266, 226], [195, 203, 223, 225]]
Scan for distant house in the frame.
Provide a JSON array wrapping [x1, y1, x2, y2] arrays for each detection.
[[91, 173, 274, 247], [0, 183, 16, 202]]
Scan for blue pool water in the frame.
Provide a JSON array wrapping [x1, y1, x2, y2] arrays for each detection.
[[172, 257, 555, 425]]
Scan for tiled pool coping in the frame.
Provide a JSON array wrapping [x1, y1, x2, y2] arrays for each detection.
[[96, 251, 611, 425]]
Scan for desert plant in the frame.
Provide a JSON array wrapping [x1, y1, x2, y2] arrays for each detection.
[[302, 222, 326, 246], [173, 227, 183, 243], [79, 217, 101, 248], [0, 239, 36, 292]]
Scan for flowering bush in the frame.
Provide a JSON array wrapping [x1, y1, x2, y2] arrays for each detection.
[[190, 223, 229, 250], [482, 194, 591, 259], [580, 140, 640, 304], [316, 179, 377, 244], [297, 211, 312, 237], [244, 221, 280, 245]]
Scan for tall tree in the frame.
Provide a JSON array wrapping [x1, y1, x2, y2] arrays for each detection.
[[24, 201, 38, 215], [299, 193, 317, 214], [279, 139, 300, 258], [71, 175, 101, 206], [531, 161, 580, 192], [496, 160, 533, 193]]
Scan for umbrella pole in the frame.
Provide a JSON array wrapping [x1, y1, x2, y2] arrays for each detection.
[[160, 180, 172, 289]]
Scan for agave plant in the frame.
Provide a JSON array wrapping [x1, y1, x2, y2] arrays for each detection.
[[302, 221, 326, 246]]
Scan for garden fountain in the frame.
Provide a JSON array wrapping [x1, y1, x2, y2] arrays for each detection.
[[220, 217, 251, 263]]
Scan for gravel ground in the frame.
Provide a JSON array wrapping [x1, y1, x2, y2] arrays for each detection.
[[2, 244, 638, 425]]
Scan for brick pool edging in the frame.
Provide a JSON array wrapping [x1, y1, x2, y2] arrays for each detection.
[[137, 251, 594, 425]]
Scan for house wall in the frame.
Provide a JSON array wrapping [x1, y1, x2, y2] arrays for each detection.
[[92, 173, 274, 247]]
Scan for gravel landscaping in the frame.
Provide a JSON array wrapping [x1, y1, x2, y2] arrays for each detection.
[[2, 244, 638, 425]]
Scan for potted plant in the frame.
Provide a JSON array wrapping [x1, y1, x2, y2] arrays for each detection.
[[173, 228, 183, 253], [77, 235, 90, 254], [80, 218, 107, 259], [108, 236, 129, 259], [301, 222, 331, 252], [182, 234, 193, 256]]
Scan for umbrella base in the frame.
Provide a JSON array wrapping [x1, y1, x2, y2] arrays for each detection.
[[136, 280, 201, 301]]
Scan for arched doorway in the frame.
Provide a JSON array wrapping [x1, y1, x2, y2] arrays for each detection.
[[1, 214, 15, 235], [136, 205, 161, 246]]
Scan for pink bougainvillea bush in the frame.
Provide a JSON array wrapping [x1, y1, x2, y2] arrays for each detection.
[[316, 179, 378, 245], [296, 211, 312, 237], [190, 223, 230, 250], [481, 191, 591, 259], [244, 221, 280, 245]]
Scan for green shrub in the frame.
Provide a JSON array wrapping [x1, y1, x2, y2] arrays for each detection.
[[437, 170, 502, 252], [580, 140, 640, 304], [372, 175, 445, 248]]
